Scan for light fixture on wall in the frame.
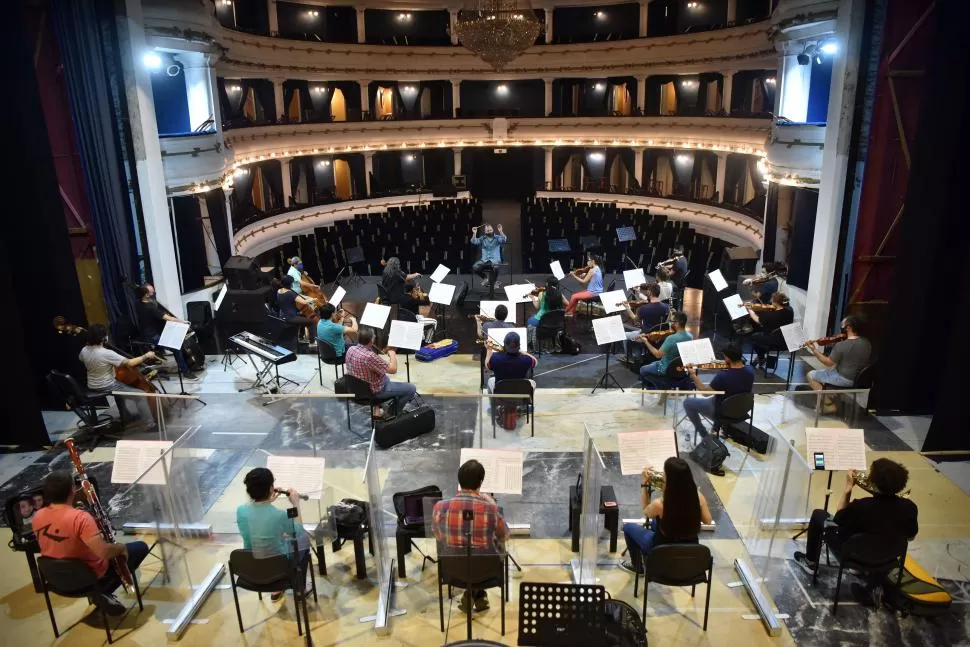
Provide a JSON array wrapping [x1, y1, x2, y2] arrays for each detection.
[[220, 0, 232, 6], [594, 10, 606, 20], [312, 86, 328, 93], [680, 79, 697, 88], [143, 52, 162, 70], [166, 63, 181, 77], [318, 160, 331, 167], [496, 84, 509, 95], [455, 0, 542, 70], [686, 1, 701, 9], [404, 154, 416, 162], [233, 167, 249, 177], [676, 154, 690, 163], [766, 77, 776, 85], [402, 85, 417, 94], [593, 82, 604, 91], [819, 40, 838, 55], [397, 12, 412, 21], [589, 152, 605, 161], [307, 9, 319, 18]]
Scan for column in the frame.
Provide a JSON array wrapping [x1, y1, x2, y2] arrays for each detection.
[[636, 75, 647, 113], [638, 2, 648, 37], [280, 158, 292, 207], [453, 148, 462, 176], [180, 57, 216, 131], [543, 78, 553, 116], [544, 147, 553, 189], [267, 0, 278, 35], [364, 152, 374, 197], [727, 0, 737, 24], [119, 0, 184, 317], [360, 80, 370, 116], [544, 9, 553, 44], [272, 79, 284, 121], [715, 151, 728, 202], [634, 147, 644, 188], [225, 190, 236, 255], [449, 9, 459, 45], [356, 8, 366, 43], [451, 79, 461, 117], [198, 196, 221, 275], [722, 71, 733, 114]]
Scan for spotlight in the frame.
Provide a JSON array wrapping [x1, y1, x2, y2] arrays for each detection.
[[166, 64, 181, 77], [143, 52, 162, 70], [404, 154, 415, 162], [589, 152, 605, 161], [593, 83, 604, 91], [766, 77, 776, 85], [796, 53, 810, 66], [676, 154, 690, 163], [594, 11, 606, 20], [820, 41, 838, 55], [496, 84, 509, 95]]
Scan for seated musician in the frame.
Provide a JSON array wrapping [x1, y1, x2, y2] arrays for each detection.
[[345, 327, 417, 415], [654, 267, 674, 303], [485, 331, 537, 393], [287, 257, 304, 295], [794, 458, 917, 602], [80, 324, 156, 427], [432, 459, 510, 613], [236, 467, 309, 600], [381, 257, 421, 305], [401, 282, 437, 343], [32, 471, 149, 616], [276, 275, 316, 345], [746, 292, 795, 370], [744, 261, 788, 304], [316, 304, 358, 358], [619, 457, 713, 574], [564, 254, 604, 316], [135, 284, 192, 375], [527, 277, 566, 327], [474, 304, 513, 339], [804, 315, 872, 391], [620, 283, 670, 364], [640, 311, 692, 403], [667, 246, 689, 303], [682, 344, 754, 439]]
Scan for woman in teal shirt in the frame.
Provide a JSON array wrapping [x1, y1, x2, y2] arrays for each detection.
[[527, 278, 566, 327]]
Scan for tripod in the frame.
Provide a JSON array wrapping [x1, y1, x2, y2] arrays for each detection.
[[592, 341, 624, 394]]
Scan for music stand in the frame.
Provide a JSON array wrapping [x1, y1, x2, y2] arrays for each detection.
[[340, 246, 366, 289], [579, 235, 601, 252], [592, 341, 624, 394], [616, 226, 638, 269], [518, 582, 607, 646]]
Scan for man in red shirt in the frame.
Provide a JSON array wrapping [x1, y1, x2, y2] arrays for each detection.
[[32, 471, 150, 615], [344, 327, 417, 414], [432, 460, 509, 613]]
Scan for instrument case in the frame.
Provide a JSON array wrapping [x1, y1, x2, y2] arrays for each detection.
[[375, 405, 436, 449], [883, 556, 953, 617], [416, 339, 459, 361]]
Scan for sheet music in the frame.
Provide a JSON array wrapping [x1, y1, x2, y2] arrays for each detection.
[[360, 302, 392, 328], [429, 282, 456, 305], [677, 338, 717, 367], [429, 264, 451, 283], [111, 440, 174, 485], [214, 284, 228, 312], [596, 290, 626, 314], [480, 300, 516, 324], [487, 326, 528, 350], [623, 268, 647, 290], [328, 286, 347, 307], [805, 428, 867, 472], [618, 430, 678, 476], [459, 448, 523, 495], [550, 260, 565, 280], [780, 322, 808, 352], [266, 455, 327, 500], [503, 283, 535, 304], [616, 226, 636, 242], [158, 320, 191, 351], [707, 269, 729, 292], [722, 294, 749, 320], [388, 320, 425, 351], [592, 315, 626, 345]]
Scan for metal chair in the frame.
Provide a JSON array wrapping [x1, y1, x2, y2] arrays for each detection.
[[228, 548, 317, 636], [490, 379, 535, 438], [437, 550, 507, 637], [535, 310, 565, 354], [829, 533, 906, 615], [392, 485, 442, 578], [700, 392, 755, 447], [316, 339, 345, 386], [37, 556, 143, 644], [334, 374, 399, 436], [47, 370, 118, 450], [632, 543, 713, 631]]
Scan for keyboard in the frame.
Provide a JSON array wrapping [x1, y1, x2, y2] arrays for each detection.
[[229, 331, 296, 365]]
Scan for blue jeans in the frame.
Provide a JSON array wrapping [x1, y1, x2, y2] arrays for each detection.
[[623, 519, 658, 570], [527, 315, 540, 327], [683, 395, 716, 437], [640, 361, 669, 389], [377, 375, 417, 409], [98, 540, 150, 594], [152, 334, 190, 374]]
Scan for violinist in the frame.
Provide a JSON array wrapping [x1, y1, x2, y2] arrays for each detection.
[[474, 304, 512, 339], [527, 278, 567, 327], [619, 284, 669, 365], [316, 303, 357, 359], [276, 275, 316, 345], [744, 262, 787, 305], [80, 324, 156, 428], [662, 246, 688, 302], [565, 254, 604, 316], [654, 267, 674, 303], [401, 282, 438, 343], [682, 344, 754, 440], [805, 315, 871, 394], [135, 284, 192, 376], [746, 292, 795, 371], [381, 257, 422, 305]]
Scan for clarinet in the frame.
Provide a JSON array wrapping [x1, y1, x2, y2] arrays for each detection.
[[65, 438, 135, 594]]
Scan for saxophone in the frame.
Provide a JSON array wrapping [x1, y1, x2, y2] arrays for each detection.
[[852, 471, 911, 498]]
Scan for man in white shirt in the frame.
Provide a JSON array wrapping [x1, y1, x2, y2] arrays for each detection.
[[79, 324, 157, 427], [287, 257, 304, 295]]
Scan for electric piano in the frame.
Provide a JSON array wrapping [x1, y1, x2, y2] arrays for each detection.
[[228, 331, 298, 395]]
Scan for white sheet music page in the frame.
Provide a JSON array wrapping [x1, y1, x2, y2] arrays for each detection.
[[550, 260, 566, 280], [805, 428, 867, 472], [388, 320, 425, 351], [266, 455, 327, 500], [592, 315, 627, 345], [598, 290, 628, 314], [722, 294, 749, 320], [430, 264, 451, 283], [780, 322, 808, 352], [707, 269, 729, 292], [429, 282, 456, 305], [459, 448, 523, 495], [328, 286, 347, 307], [488, 327, 528, 350], [623, 268, 647, 290], [677, 338, 717, 367], [618, 430, 678, 475], [480, 300, 516, 324], [158, 320, 190, 351], [360, 302, 392, 328], [503, 283, 535, 304], [111, 440, 174, 485]]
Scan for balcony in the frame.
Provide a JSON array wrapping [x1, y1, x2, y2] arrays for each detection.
[[763, 121, 826, 186], [160, 132, 231, 194]]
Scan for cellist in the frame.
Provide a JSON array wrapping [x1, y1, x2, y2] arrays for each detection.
[[79, 324, 156, 428], [276, 275, 317, 346]]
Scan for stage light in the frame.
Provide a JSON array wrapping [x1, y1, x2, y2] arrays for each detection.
[[594, 11, 606, 20], [143, 52, 162, 70], [593, 83, 604, 91], [766, 77, 776, 85], [589, 152, 605, 161], [820, 41, 838, 55], [496, 84, 509, 95], [676, 154, 690, 163]]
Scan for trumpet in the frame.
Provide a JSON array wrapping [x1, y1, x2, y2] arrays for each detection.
[[851, 471, 911, 498], [476, 338, 504, 352]]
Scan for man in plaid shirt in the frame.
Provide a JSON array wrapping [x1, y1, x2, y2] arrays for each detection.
[[433, 459, 509, 613], [344, 327, 416, 413]]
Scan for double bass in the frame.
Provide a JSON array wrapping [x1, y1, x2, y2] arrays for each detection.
[[53, 317, 159, 394]]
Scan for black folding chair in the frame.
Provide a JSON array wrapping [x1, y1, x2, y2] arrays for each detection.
[[704, 392, 755, 447], [437, 550, 507, 638], [47, 370, 119, 450], [228, 548, 317, 636], [830, 533, 906, 615], [335, 374, 398, 436], [632, 543, 713, 631], [316, 339, 345, 385], [491, 379, 535, 438], [535, 310, 565, 354], [392, 485, 442, 578]]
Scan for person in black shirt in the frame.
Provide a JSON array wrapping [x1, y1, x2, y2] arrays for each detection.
[[381, 257, 421, 305], [620, 283, 670, 364], [794, 458, 918, 600], [135, 284, 192, 374], [682, 344, 754, 439], [746, 293, 795, 370], [662, 245, 688, 307], [276, 275, 315, 344], [400, 283, 437, 343], [744, 262, 788, 304]]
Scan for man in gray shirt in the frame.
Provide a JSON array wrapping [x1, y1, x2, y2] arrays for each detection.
[[79, 324, 158, 427], [805, 315, 872, 390]]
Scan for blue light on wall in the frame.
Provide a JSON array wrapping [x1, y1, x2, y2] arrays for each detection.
[[806, 55, 833, 123]]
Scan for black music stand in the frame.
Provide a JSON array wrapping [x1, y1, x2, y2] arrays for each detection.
[[592, 340, 624, 394], [518, 582, 607, 646], [580, 235, 601, 253], [616, 226, 638, 269], [339, 246, 366, 289], [158, 321, 207, 405]]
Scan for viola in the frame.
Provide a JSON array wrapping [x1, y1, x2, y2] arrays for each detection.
[[809, 333, 847, 347]]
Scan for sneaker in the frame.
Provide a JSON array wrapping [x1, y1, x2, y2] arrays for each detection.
[[93, 593, 127, 616], [792, 551, 818, 576], [458, 594, 490, 613], [618, 560, 643, 575], [271, 590, 285, 602]]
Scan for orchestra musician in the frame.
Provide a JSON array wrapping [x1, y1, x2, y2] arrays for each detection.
[[381, 257, 422, 305], [80, 323, 156, 427], [344, 327, 418, 417], [746, 292, 795, 371], [565, 253, 604, 316], [474, 304, 513, 339], [276, 275, 317, 345], [470, 223, 507, 289], [640, 311, 692, 403], [32, 470, 150, 616], [744, 261, 788, 304], [287, 257, 305, 295], [682, 344, 754, 440], [484, 331, 537, 393], [401, 282, 438, 343], [654, 267, 674, 303], [659, 246, 688, 304], [527, 277, 567, 327], [135, 284, 193, 376], [316, 303, 358, 359], [619, 283, 670, 365], [804, 314, 872, 400]]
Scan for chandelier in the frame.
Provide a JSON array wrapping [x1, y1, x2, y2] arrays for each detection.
[[455, 0, 542, 71]]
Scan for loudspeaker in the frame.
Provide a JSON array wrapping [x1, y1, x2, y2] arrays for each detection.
[[720, 246, 759, 282], [453, 175, 467, 190], [216, 287, 274, 324], [432, 183, 457, 197], [223, 255, 261, 289]]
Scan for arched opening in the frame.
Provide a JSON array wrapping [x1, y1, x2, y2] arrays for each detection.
[[330, 88, 347, 122], [561, 153, 584, 190], [609, 155, 628, 192], [333, 159, 352, 199], [376, 86, 395, 119], [610, 83, 631, 115], [660, 81, 677, 115]]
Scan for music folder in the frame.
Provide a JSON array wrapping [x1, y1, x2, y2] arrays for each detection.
[[548, 239, 571, 253], [158, 320, 190, 351]]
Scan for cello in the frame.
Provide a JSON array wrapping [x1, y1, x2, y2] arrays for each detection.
[[53, 317, 159, 394]]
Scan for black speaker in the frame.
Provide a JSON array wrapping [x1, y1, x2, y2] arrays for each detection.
[[223, 255, 260, 289], [432, 183, 458, 197], [720, 246, 759, 282], [216, 287, 274, 324]]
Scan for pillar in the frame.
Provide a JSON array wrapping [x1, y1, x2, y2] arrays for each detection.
[[272, 79, 284, 121], [727, 0, 737, 24], [636, 75, 647, 113], [715, 151, 728, 202], [198, 196, 221, 275], [280, 158, 292, 207], [544, 146, 553, 189], [180, 57, 217, 132], [544, 9, 553, 44], [634, 147, 644, 188], [722, 71, 733, 114], [360, 80, 370, 116], [225, 190, 236, 255], [356, 8, 366, 43], [267, 0, 278, 35], [364, 152, 374, 197], [453, 148, 462, 176], [451, 79, 461, 117], [639, 2, 648, 37], [543, 78, 553, 116], [119, 0, 184, 317], [449, 9, 459, 45], [803, 0, 866, 338]]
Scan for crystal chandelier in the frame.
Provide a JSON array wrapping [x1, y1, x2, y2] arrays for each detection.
[[455, 0, 542, 71]]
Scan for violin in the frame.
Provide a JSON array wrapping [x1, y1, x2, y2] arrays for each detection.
[[640, 329, 675, 345], [655, 255, 681, 270], [570, 262, 593, 279], [745, 302, 782, 312], [806, 333, 847, 347], [529, 286, 547, 297], [746, 271, 778, 286], [52, 317, 160, 396]]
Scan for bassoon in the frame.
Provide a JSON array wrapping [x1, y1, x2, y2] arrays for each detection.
[[65, 438, 135, 594]]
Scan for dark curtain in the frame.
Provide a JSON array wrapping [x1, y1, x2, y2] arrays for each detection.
[[786, 188, 818, 290], [262, 162, 284, 207], [171, 196, 206, 292], [423, 149, 449, 186], [205, 190, 232, 266], [52, 0, 141, 335]]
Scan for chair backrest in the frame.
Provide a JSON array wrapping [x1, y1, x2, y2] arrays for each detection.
[[396, 308, 418, 323], [377, 284, 391, 303], [228, 549, 294, 588], [840, 533, 907, 577], [47, 371, 87, 412], [341, 373, 376, 401], [538, 310, 566, 330], [853, 364, 874, 389], [493, 379, 534, 398], [38, 557, 99, 596], [717, 392, 754, 421], [392, 485, 443, 527], [438, 551, 505, 587], [317, 339, 341, 363], [644, 544, 712, 586]]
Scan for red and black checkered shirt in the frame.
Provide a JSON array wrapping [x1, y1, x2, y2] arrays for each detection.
[[432, 491, 509, 552], [344, 344, 388, 395]]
